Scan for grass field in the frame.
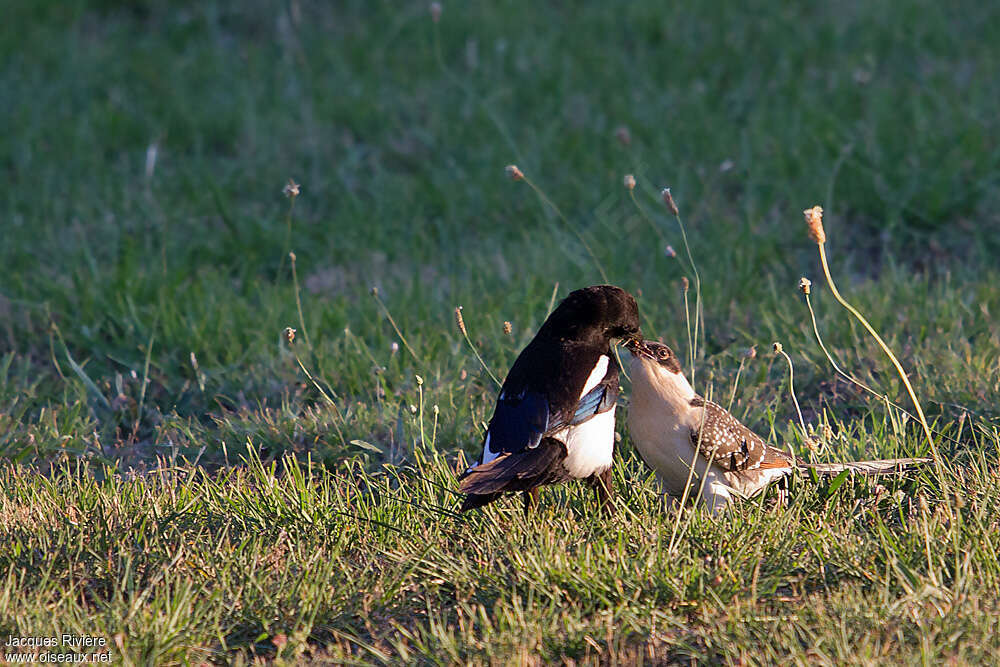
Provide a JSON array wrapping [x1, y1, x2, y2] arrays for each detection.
[[2, 1, 1000, 663]]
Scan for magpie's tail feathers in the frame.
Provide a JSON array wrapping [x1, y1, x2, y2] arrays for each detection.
[[803, 457, 931, 475], [457, 439, 566, 510], [460, 492, 503, 512]]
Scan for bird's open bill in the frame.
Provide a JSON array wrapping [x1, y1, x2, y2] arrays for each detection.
[[624, 337, 652, 358]]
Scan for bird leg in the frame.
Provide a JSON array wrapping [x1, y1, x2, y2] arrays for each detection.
[[593, 468, 615, 516], [522, 487, 540, 516], [774, 476, 790, 509]]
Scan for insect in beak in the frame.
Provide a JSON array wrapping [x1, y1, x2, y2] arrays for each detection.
[[624, 337, 650, 358]]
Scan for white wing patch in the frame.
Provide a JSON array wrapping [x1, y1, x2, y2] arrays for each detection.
[[580, 355, 610, 399], [480, 432, 498, 465]]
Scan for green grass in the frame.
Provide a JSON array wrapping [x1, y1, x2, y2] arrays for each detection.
[[2, 0, 1000, 663]]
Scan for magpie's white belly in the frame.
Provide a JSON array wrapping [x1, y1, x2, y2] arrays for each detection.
[[552, 407, 616, 479]]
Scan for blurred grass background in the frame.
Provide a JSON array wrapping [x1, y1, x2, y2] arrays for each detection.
[[2, 1, 1000, 663]]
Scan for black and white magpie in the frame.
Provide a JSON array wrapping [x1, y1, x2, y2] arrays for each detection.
[[458, 285, 641, 514]]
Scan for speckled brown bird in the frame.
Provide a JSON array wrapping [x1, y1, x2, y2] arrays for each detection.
[[627, 339, 929, 513]]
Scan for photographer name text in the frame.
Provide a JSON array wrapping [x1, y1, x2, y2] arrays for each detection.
[[6, 636, 105, 649]]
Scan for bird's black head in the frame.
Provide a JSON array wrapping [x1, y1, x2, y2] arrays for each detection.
[[538, 285, 641, 344], [626, 339, 683, 374]]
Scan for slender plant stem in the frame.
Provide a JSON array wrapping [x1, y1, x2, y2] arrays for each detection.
[[417, 377, 426, 449], [682, 287, 694, 381], [290, 252, 312, 349], [816, 243, 944, 474], [278, 196, 297, 278], [545, 282, 560, 316], [727, 357, 746, 412], [372, 292, 422, 365], [628, 189, 668, 245], [612, 342, 630, 383], [806, 293, 937, 428], [776, 347, 806, 467], [628, 187, 698, 384], [522, 176, 609, 283], [47, 324, 66, 381], [805, 292, 966, 448], [290, 348, 347, 445], [667, 426, 705, 554], [456, 307, 502, 388], [628, 188, 697, 378], [131, 330, 155, 445], [805, 292, 879, 397], [672, 210, 702, 380], [669, 386, 716, 554], [343, 327, 381, 368]]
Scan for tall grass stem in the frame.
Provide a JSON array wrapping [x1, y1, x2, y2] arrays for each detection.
[[814, 240, 946, 487], [290, 252, 312, 349]]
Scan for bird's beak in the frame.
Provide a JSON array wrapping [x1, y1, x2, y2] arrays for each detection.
[[624, 337, 653, 359]]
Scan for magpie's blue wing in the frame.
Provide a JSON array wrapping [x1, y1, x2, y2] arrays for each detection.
[[484, 374, 619, 458], [483, 390, 551, 457], [569, 381, 617, 426], [477, 344, 622, 463]]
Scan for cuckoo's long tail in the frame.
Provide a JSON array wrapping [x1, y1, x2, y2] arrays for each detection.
[[802, 457, 931, 475]]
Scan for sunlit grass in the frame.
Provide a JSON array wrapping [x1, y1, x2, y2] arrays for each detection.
[[1, 432, 999, 663]]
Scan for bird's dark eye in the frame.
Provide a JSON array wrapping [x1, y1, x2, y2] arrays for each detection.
[[657, 348, 668, 359]]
